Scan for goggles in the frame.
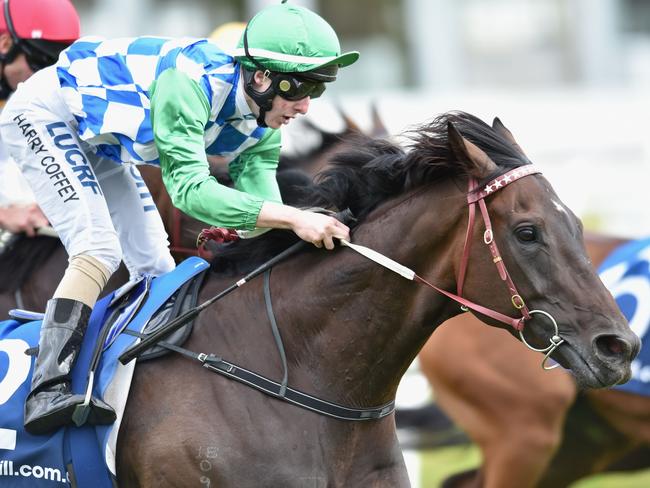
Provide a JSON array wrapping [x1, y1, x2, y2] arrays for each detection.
[[21, 45, 57, 72], [272, 73, 325, 101]]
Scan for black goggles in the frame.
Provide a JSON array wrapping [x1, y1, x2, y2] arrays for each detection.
[[272, 73, 326, 101], [21, 45, 57, 72]]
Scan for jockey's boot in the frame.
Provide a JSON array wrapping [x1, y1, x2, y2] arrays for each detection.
[[24, 298, 116, 435]]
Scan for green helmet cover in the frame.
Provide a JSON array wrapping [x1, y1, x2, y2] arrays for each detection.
[[233, 2, 359, 74]]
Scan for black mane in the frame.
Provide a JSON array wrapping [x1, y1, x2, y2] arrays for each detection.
[[211, 111, 530, 275]]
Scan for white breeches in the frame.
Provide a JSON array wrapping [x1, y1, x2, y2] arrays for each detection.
[[0, 67, 175, 279]]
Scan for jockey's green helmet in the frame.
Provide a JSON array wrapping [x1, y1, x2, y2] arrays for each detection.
[[230, 1, 358, 127], [233, 1, 359, 79]]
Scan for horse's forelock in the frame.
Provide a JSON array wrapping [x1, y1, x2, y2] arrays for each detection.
[[414, 112, 530, 183]]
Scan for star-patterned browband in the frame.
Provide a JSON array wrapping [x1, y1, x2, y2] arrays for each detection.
[[467, 165, 541, 203]]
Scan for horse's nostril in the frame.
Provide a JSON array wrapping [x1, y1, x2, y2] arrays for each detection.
[[595, 335, 630, 359]]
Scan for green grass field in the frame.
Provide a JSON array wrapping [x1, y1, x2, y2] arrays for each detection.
[[417, 444, 650, 488]]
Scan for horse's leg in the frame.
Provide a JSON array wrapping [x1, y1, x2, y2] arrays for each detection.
[[536, 393, 641, 488], [588, 390, 650, 444], [420, 315, 576, 488]]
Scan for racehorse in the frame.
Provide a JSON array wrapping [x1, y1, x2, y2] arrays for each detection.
[[419, 232, 650, 488], [114, 112, 638, 487]]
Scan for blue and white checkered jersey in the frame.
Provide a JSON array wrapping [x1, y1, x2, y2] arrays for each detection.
[[56, 36, 267, 165]]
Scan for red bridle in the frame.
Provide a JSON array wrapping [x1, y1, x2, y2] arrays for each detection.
[[414, 165, 541, 331]]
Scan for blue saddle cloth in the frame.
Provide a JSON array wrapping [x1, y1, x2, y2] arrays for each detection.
[[598, 237, 650, 396], [0, 257, 209, 487]]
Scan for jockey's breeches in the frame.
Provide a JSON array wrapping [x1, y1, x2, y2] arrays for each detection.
[[0, 67, 175, 281]]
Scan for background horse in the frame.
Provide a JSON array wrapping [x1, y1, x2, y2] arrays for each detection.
[[115, 112, 637, 487], [0, 237, 128, 315], [419, 232, 650, 488]]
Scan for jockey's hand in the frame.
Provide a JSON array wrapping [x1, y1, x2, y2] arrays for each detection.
[[290, 209, 349, 250], [0, 203, 50, 237], [257, 202, 350, 250]]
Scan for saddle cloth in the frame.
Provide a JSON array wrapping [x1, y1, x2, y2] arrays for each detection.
[[0, 256, 209, 487], [599, 237, 650, 396]]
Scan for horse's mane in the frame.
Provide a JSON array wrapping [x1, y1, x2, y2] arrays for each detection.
[[211, 111, 530, 275], [0, 236, 63, 293]]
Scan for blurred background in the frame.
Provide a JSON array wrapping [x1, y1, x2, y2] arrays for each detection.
[[72, 1, 650, 486]]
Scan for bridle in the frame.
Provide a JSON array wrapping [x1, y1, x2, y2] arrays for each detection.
[[457, 165, 566, 369], [343, 164, 565, 370]]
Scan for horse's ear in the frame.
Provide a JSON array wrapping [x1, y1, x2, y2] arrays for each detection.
[[369, 101, 390, 138], [447, 122, 497, 179], [492, 117, 528, 159], [335, 104, 362, 134]]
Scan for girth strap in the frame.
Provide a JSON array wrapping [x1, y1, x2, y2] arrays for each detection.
[[122, 329, 395, 421]]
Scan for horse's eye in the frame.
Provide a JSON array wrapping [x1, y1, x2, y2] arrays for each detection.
[[516, 226, 537, 242]]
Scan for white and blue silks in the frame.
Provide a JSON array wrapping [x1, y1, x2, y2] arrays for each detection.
[[57, 36, 267, 165]]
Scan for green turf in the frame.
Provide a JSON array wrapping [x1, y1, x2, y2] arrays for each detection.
[[417, 445, 650, 488]]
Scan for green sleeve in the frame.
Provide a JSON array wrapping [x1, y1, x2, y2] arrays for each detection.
[[228, 128, 283, 203], [150, 68, 269, 229]]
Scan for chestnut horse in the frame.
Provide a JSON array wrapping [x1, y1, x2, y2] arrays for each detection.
[[114, 112, 638, 487], [419, 232, 650, 488]]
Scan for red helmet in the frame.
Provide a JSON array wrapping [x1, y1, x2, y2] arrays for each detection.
[[0, 0, 79, 75], [0, 0, 80, 42]]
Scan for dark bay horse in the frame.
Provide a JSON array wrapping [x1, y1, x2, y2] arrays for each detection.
[[115, 112, 638, 487], [419, 232, 650, 488]]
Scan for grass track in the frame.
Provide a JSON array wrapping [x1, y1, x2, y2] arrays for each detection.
[[416, 444, 650, 488]]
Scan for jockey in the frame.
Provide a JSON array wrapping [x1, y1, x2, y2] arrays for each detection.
[[0, 0, 358, 435], [0, 0, 80, 236]]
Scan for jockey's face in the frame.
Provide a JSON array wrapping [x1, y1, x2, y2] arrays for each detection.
[[0, 34, 34, 90], [264, 93, 310, 129], [249, 69, 310, 129]]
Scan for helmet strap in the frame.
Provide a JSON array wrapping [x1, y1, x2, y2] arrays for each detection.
[[242, 28, 278, 127], [242, 68, 274, 128]]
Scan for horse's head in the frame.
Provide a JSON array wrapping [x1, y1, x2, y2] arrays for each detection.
[[447, 116, 640, 389]]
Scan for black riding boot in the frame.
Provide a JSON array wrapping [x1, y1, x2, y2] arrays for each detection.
[[24, 298, 116, 435]]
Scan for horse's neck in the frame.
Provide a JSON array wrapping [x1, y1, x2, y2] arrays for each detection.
[[277, 182, 467, 405]]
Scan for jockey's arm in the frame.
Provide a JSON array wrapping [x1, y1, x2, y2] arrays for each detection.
[[150, 68, 349, 248], [151, 68, 271, 230]]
